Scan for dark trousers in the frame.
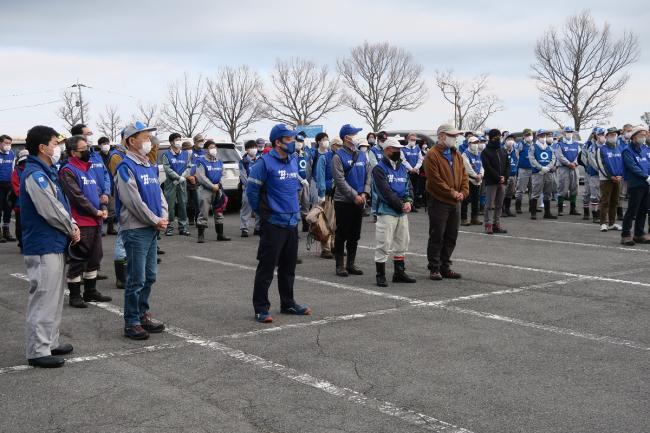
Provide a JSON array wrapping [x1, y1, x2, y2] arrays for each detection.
[[0, 182, 12, 225], [599, 180, 621, 226], [67, 225, 103, 279], [408, 173, 422, 206], [253, 221, 298, 314], [427, 197, 460, 272], [461, 183, 480, 220], [416, 176, 427, 206], [15, 209, 22, 248], [187, 187, 199, 223], [622, 186, 649, 237], [334, 201, 363, 256]]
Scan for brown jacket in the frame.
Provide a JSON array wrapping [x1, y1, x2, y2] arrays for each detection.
[[424, 144, 469, 205]]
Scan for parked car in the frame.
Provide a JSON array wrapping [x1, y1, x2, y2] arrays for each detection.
[[385, 130, 437, 147]]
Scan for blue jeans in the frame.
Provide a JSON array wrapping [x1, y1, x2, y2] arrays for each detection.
[[123, 227, 158, 326], [113, 228, 126, 261]]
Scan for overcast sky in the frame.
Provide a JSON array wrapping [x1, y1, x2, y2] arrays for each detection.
[[1, 0, 648, 140]]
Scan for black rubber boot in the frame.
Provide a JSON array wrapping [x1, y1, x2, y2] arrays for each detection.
[[216, 224, 231, 241], [106, 221, 118, 235], [617, 206, 624, 221], [557, 197, 564, 216], [543, 200, 557, 219], [376, 262, 388, 287], [68, 282, 87, 308], [2, 227, 16, 242], [335, 255, 348, 277], [592, 210, 600, 224], [197, 227, 205, 243], [114, 260, 126, 290], [392, 260, 416, 283], [569, 198, 580, 215], [515, 199, 523, 214], [503, 198, 514, 217], [302, 216, 309, 233], [83, 278, 112, 302], [530, 199, 538, 220], [583, 207, 590, 220], [346, 246, 363, 275]]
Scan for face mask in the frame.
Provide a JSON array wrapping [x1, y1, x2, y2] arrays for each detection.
[[78, 149, 91, 162], [408, 140, 416, 147], [86, 138, 94, 146], [320, 140, 330, 149], [359, 147, 368, 153], [173, 140, 182, 148], [187, 150, 193, 158], [524, 135, 533, 143], [295, 142, 304, 152], [545, 137, 554, 145], [208, 148, 218, 157], [606, 136, 617, 145], [478, 143, 486, 151], [50, 145, 62, 165], [139, 140, 152, 156], [247, 149, 257, 157], [469, 143, 479, 153], [1, 144, 10, 152], [421, 146, 428, 152], [389, 151, 401, 162], [349, 135, 360, 146], [505, 139, 515, 149], [635, 137, 647, 146], [101, 144, 110, 153], [284, 141, 296, 154], [444, 136, 457, 148], [564, 134, 573, 142], [624, 132, 632, 140], [368, 139, 376, 145], [597, 136, 606, 145]]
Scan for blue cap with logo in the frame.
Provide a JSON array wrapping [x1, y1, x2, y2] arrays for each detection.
[[269, 124, 297, 143], [593, 127, 606, 135], [563, 126, 575, 133], [339, 124, 362, 139], [122, 121, 156, 140], [536, 128, 547, 136]]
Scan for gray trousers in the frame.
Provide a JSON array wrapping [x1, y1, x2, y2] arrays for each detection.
[[24, 253, 66, 359], [515, 168, 532, 200], [531, 171, 554, 200], [505, 176, 516, 197], [484, 184, 505, 226], [583, 175, 601, 208], [240, 191, 260, 232], [557, 166, 579, 198], [197, 187, 224, 228]]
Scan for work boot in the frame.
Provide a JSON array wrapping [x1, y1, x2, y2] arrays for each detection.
[[2, 227, 16, 242], [68, 282, 87, 308], [530, 199, 538, 220], [621, 236, 635, 246], [503, 198, 515, 217], [302, 216, 309, 233], [375, 262, 388, 287], [557, 198, 564, 216], [461, 219, 471, 226], [106, 221, 118, 235], [197, 227, 205, 243], [114, 260, 127, 290], [569, 197, 580, 215], [215, 224, 231, 241], [470, 217, 482, 225], [493, 223, 508, 234], [241, 230, 249, 238], [0, 236, 5, 244], [164, 227, 174, 236], [345, 246, 363, 275], [617, 206, 624, 221], [320, 249, 334, 259], [484, 223, 493, 234], [82, 278, 112, 303], [479, 204, 485, 215], [515, 199, 523, 214], [583, 207, 590, 220], [392, 260, 416, 283], [592, 210, 600, 224], [335, 255, 348, 277], [543, 200, 557, 219]]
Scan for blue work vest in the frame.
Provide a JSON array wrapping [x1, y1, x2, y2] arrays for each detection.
[[296, 152, 310, 180], [260, 152, 301, 222], [324, 151, 335, 193], [518, 141, 532, 169], [464, 151, 482, 174], [601, 145, 624, 177], [62, 162, 101, 213], [370, 145, 383, 162], [402, 146, 420, 168], [507, 148, 518, 176], [88, 151, 108, 193], [532, 144, 553, 174], [115, 157, 162, 219], [336, 148, 367, 194], [165, 149, 189, 176], [559, 140, 580, 164], [0, 150, 14, 182], [198, 158, 223, 184], [20, 156, 70, 255]]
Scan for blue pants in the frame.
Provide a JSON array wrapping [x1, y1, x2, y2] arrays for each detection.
[[123, 227, 158, 326], [113, 228, 126, 261]]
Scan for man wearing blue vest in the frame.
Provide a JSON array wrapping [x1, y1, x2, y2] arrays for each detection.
[[621, 126, 650, 245], [502, 134, 518, 217], [247, 123, 311, 323], [21, 125, 80, 368], [195, 140, 231, 243], [583, 128, 605, 223], [555, 127, 581, 216], [239, 140, 261, 237], [368, 131, 386, 169], [186, 134, 206, 226], [115, 122, 168, 340], [162, 132, 191, 237], [401, 133, 424, 212], [295, 136, 313, 232], [596, 127, 625, 232], [528, 129, 557, 220], [313, 133, 336, 259], [332, 124, 371, 277], [460, 136, 483, 226], [59, 136, 112, 308], [0, 134, 16, 242], [372, 137, 416, 287], [515, 128, 534, 214]]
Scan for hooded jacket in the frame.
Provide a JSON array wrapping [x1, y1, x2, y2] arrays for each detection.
[[481, 139, 509, 186]]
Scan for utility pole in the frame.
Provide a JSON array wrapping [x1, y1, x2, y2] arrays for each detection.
[[71, 81, 90, 124]]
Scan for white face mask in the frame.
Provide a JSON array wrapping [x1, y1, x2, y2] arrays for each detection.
[[524, 135, 533, 143], [606, 136, 617, 145], [624, 132, 632, 140], [564, 134, 573, 142], [635, 136, 647, 146], [597, 136, 606, 145], [101, 144, 110, 153], [444, 135, 457, 148], [469, 143, 479, 153], [408, 140, 416, 147], [349, 135, 360, 146], [1, 144, 10, 152], [320, 140, 330, 149], [247, 149, 257, 157], [208, 148, 218, 157], [173, 140, 182, 148], [50, 144, 62, 165], [139, 140, 152, 156], [478, 143, 485, 151], [505, 139, 515, 149], [295, 142, 304, 151], [545, 137, 554, 145], [359, 147, 368, 153]]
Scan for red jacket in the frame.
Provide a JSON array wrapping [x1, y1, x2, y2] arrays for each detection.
[[11, 164, 24, 211]]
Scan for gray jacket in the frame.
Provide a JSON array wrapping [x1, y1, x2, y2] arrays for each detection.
[[332, 145, 371, 203], [24, 173, 76, 237]]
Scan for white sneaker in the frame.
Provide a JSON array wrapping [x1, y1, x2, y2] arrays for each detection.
[[608, 224, 622, 231], [600, 224, 609, 232]]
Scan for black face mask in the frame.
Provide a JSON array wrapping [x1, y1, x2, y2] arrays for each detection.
[[389, 151, 401, 162], [78, 150, 91, 162]]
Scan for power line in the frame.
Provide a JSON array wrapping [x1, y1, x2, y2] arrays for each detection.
[[0, 88, 67, 98], [0, 99, 61, 112]]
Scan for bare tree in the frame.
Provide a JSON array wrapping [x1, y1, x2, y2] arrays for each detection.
[[205, 65, 265, 142], [96, 105, 122, 141], [260, 58, 341, 127], [641, 112, 650, 127], [160, 73, 208, 137], [131, 102, 160, 130], [531, 10, 639, 130], [57, 90, 89, 131], [337, 41, 427, 132], [434, 71, 503, 131]]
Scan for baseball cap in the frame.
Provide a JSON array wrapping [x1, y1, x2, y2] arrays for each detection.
[[468, 136, 479, 144], [123, 122, 156, 141], [269, 124, 297, 143], [339, 124, 363, 139], [593, 127, 606, 135], [16, 149, 28, 163], [563, 126, 575, 133], [295, 131, 307, 142], [193, 134, 205, 145], [381, 137, 404, 150], [255, 138, 266, 145], [606, 127, 619, 135], [437, 124, 462, 136], [522, 128, 533, 136]]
